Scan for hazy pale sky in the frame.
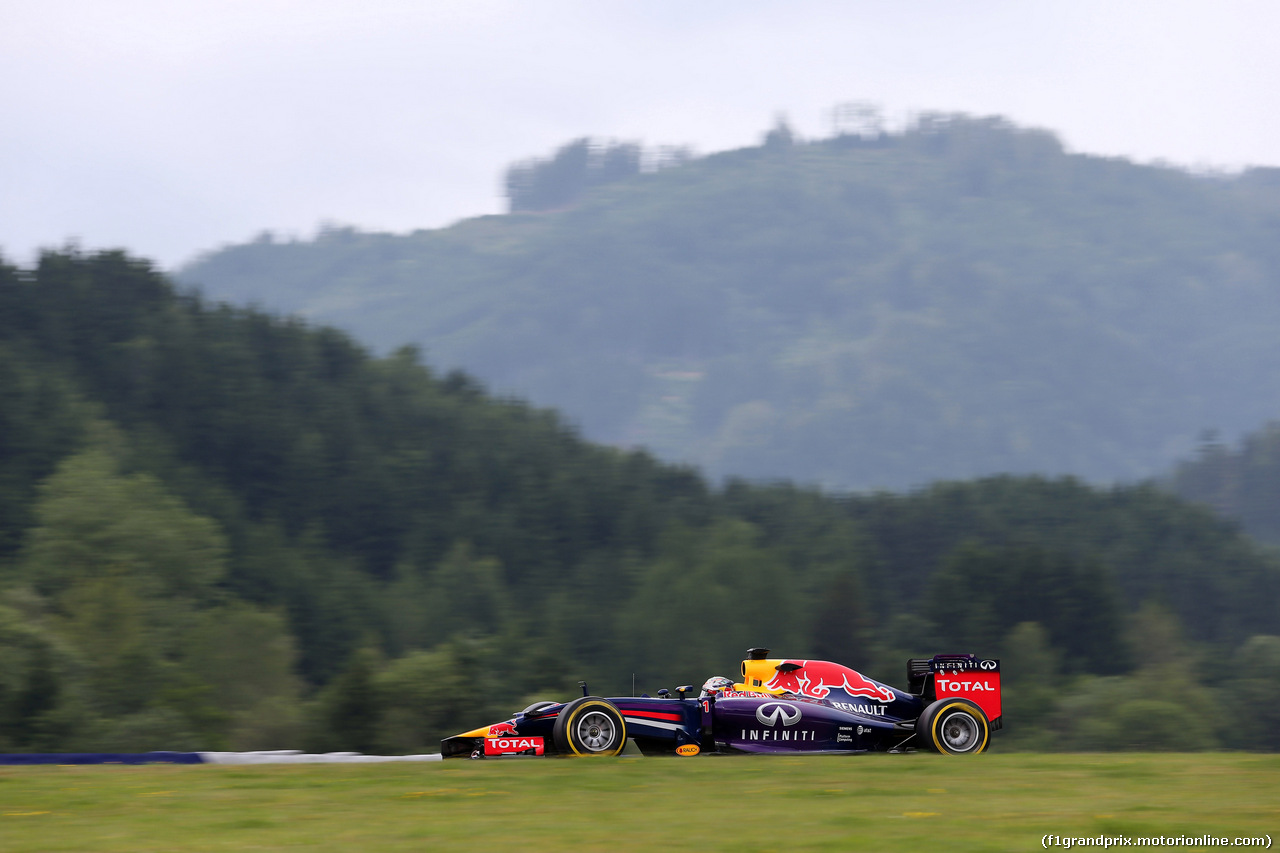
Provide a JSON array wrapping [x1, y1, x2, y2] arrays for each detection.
[[2, 0, 1277, 268]]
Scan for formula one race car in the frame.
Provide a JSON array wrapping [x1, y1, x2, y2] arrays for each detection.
[[442, 649, 1001, 758]]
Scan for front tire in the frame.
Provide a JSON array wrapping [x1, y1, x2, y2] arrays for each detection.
[[916, 698, 990, 754], [553, 697, 627, 756]]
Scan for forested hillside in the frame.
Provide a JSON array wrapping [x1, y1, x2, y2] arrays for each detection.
[[3, 251, 1279, 754], [179, 114, 1280, 490], [1170, 422, 1280, 545]]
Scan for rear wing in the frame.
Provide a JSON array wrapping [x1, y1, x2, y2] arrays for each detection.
[[907, 654, 1002, 729]]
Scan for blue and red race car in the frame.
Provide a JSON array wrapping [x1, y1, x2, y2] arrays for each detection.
[[442, 649, 1001, 758]]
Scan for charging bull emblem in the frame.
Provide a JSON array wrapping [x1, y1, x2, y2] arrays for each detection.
[[766, 660, 896, 703], [487, 721, 520, 737]]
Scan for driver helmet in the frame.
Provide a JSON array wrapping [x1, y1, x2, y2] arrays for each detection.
[[699, 676, 734, 698]]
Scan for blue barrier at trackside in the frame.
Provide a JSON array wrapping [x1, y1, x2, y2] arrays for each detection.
[[0, 752, 206, 765], [0, 751, 443, 764]]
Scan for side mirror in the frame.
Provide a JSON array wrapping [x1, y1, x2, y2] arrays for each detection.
[[675, 685, 693, 700], [657, 688, 670, 698]]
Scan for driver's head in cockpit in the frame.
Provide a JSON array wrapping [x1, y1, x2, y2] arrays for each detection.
[[699, 676, 734, 699]]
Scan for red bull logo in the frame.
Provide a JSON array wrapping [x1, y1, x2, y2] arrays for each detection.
[[766, 660, 896, 704], [487, 721, 520, 737]]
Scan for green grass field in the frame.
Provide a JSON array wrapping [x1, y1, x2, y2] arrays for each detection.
[[1, 754, 1276, 852]]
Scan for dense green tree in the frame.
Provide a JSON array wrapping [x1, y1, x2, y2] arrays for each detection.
[[179, 604, 302, 748], [1220, 636, 1280, 751], [417, 542, 510, 647], [927, 543, 1127, 673], [505, 138, 643, 212], [1044, 607, 1218, 751], [11, 436, 232, 732], [310, 647, 383, 754], [15, 441, 227, 605], [850, 477, 1280, 650], [995, 622, 1060, 750], [1170, 423, 1280, 545], [0, 339, 90, 558], [0, 596, 87, 751], [372, 640, 505, 754], [2, 428, 302, 746], [621, 519, 806, 689]]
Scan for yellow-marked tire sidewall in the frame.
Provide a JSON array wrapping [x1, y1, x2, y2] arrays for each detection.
[[557, 698, 627, 757], [929, 700, 989, 755]]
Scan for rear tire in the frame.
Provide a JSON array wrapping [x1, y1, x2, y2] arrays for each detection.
[[916, 698, 990, 754], [553, 697, 628, 757]]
